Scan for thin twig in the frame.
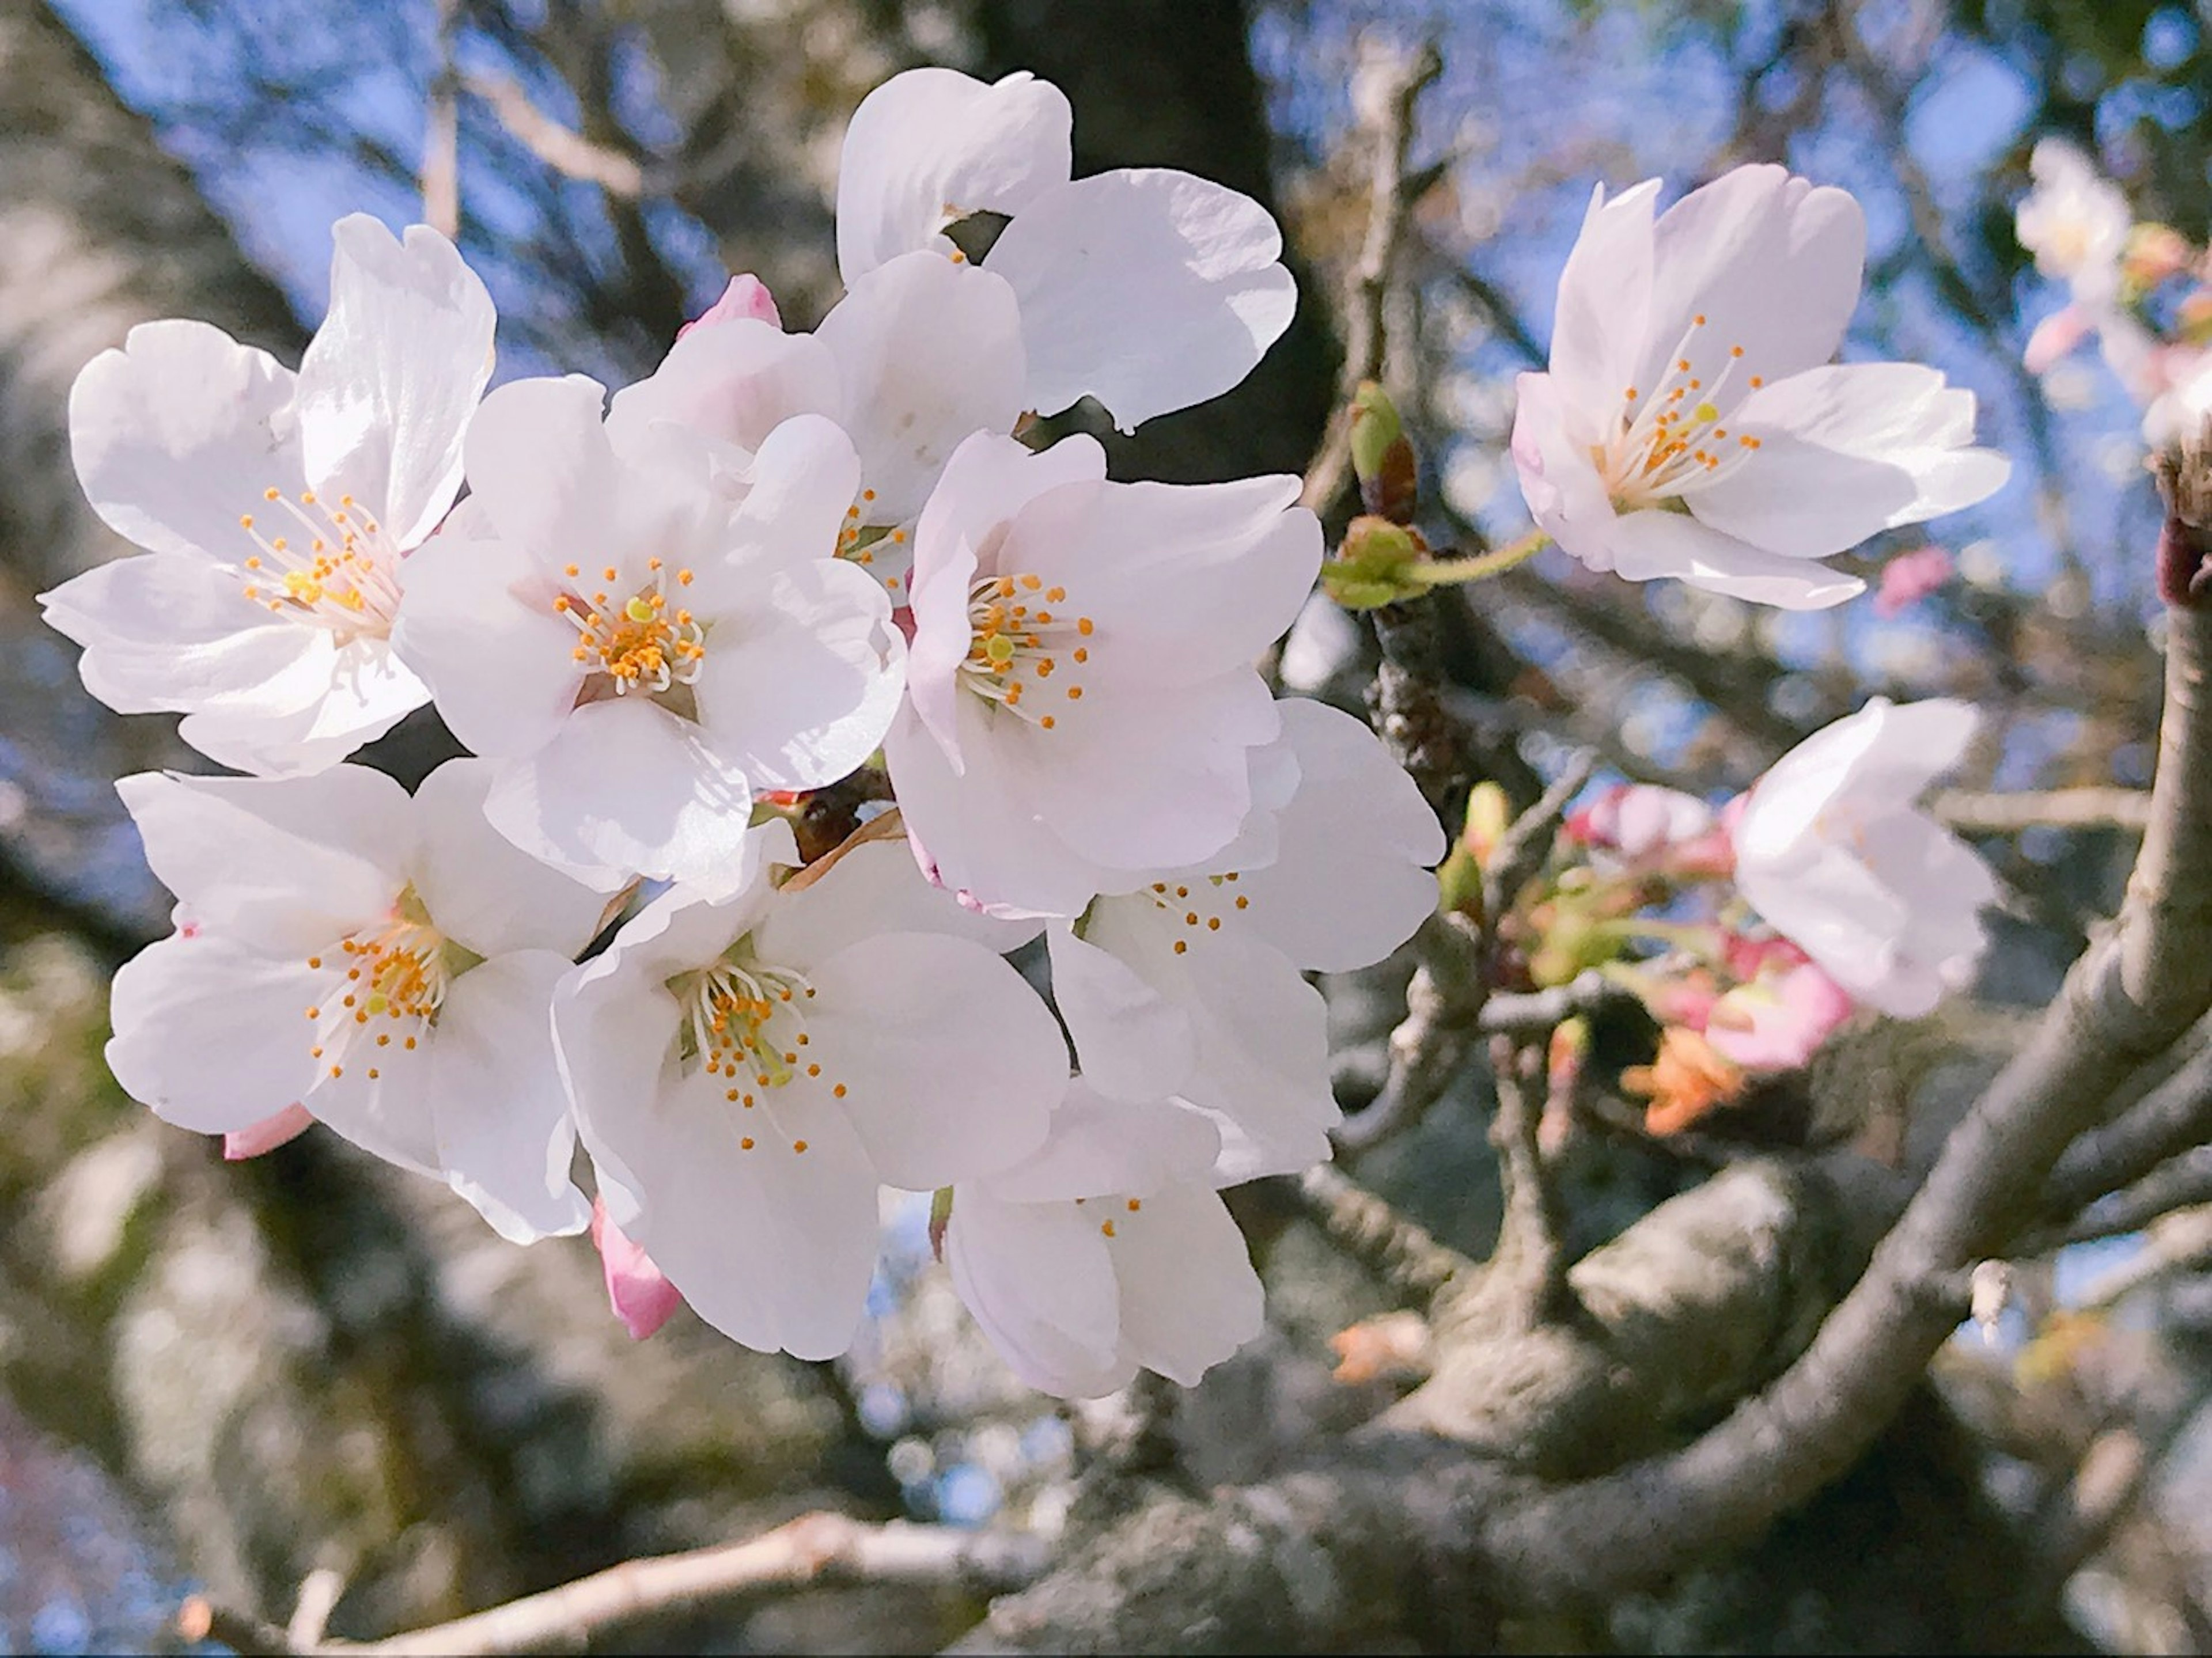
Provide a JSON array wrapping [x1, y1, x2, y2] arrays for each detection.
[[420, 0, 460, 237], [1301, 39, 1444, 515], [1488, 1035, 1571, 1323], [2057, 1147, 2212, 1247], [177, 1513, 1048, 1657], [2043, 1034, 2212, 1220], [1296, 1161, 1474, 1310], [1482, 750, 1594, 929], [464, 71, 649, 198], [1933, 787, 2153, 835]]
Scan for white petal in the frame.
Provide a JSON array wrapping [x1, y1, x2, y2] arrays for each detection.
[[1736, 838, 1919, 1012], [174, 639, 427, 778], [552, 959, 683, 1208], [1605, 509, 1865, 610], [408, 758, 613, 959], [905, 432, 1107, 762], [987, 169, 1297, 430], [70, 318, 304, 564], [1229, 699, 1442, 972], [1690, 363, 2010, 558], [946, 1185, 1126, 1398], [797, 933, 1060, 1189], [482, 698, 755, 894], [390, 515, 582, 760], [108, 936, 324, 1133], [882, 698, 1102, 920], [463, 375, 623, 564], [42, 553, 331, 718], [421, 951, 590, 1243], [1548, 181, 1660, 414], [998, 471, 1320, 681], [815, 253, 1027, 522], [754, 839, 1037, 968], [1107, 1181, 1263, 1386], [589, 1064, 881, 1360], [710, 414, 864, 586], [116, 768, 408, 957], [296, 216, 495, 548], [1048, 924, 1197, 1104], [605, 319, 838, 466], [1511, 370, 1620, 570], [1640, 165, 1866, 399], [836, 67, 1072, 280], [984, 1082, 1221, 1204]]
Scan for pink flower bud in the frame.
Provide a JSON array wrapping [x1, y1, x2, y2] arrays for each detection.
[[676, 273, 782, 339], [2024, 303, 2093, 375], [1705, 961, 1854, 1071], [222, 1103, 314, 1160], [1874, 545, 1954, 617], [590, 1196, 684, 1340]]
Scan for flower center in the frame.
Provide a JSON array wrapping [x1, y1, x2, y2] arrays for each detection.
[[300, 888, 473, 1083], [837, 490, 911, 600], [672, 948, 839, 1155], [1595, 314, 1767, 509], [234, 487, 400, 640], [961, 572, 1094, 733], [1137, 872, 1251, 957], [555, 557, 705, 705]]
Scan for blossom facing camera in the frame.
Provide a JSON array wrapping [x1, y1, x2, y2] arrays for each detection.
[[107, 759, 615, 1242], [1513, 165, 2009, 610], [886, 432, 1321, 919], [1732, 697, 1998, 1018], [836, 67, 1297, 433], [945, 1082, 1264, 1399], [44, 216, 495, 775], [393, 392, 903, 893], [552, 822, 1062, 1361]]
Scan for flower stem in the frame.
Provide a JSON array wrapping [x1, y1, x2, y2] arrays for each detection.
[[1410, 528, 1551, 589]]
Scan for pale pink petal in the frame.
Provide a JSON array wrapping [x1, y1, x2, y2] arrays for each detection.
[[605, 320, 837, 469], [1874, 545, 1955, 617], [836, 67, 1072, 280], [1511, 370, 1620, 570], [592, 1196, 685, 1340], [985, 169, 1297, 430], [408, 758, 613, 960], [1047, 927, 1198, 1105], [108, 937, 327, 1134], [680, 273, 782, 335], [1105, 1181, 1264, 1386], [946, 1183, 1124, 1397], [222, 1103, 315, 1161], [1605, 508, 1865, 610], [980, 1084, 1221, 1205], [1547, 180, 1660, 416]]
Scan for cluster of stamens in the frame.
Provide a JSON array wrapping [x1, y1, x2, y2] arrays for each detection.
[[961, 573, 1094, 731], [679, 953, 837, 1156], [1073, 1193, 1146, 1239], [1141, 872, 1250, 957], [555, 557, 704, 697], [234, 487, 400, 638], [300, 905, 450, 1082], [1597, 313, 1767, 507], [836, 490, 910, 595]]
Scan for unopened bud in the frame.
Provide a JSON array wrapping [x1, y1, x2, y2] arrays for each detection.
[[929, 1185, 955, 1262], [1350, 381, 1419, 524], [1460, 780, 1512, 863], [1323, 514, 1429, 610]]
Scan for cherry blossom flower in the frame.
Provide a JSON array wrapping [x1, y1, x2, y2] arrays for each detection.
[[392, 390, 903, 893], [944, 1082, 1263, 1398], [1513, 165, 2009, 609], [43, 216, 494, 775], [590, 1196, 684, 1341], [1873, 545, 1955, 616], [106, 758, 613, 1241], [835, 67, 1297, 434], [1048, 699, 1444, 1180], [551, 823, 1062, 1360], [885, 432, 1321, 919], [2016, 138, 2130, 309], [1703, 957, 1855, 1071], [1732, 697, 1997, 1018]]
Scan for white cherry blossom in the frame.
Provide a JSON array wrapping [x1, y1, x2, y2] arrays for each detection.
[[2016, 137, 2131, 309], [392, 388, 903, 893], [885, 432, 1321, 919], [552, 822, 1062, 1361], [43, 215, 494, 774], [945, 1081, 1263, 1399], [1050, 699, 1444, 1180], [106, 758, 612, 1241], [836, 66, 1296, 432], [1732, 697, 1997, 1018], [1513, 164, 2009, 610]]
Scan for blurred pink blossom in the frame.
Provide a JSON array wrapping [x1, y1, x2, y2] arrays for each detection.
[[1705, 961, 1855, 1071], [1874, 545, 1954, 616]]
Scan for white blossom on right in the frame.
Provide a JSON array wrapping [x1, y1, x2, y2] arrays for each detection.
[[1731, 697, 1997, 1018], [1513, 165, 2009, 609]]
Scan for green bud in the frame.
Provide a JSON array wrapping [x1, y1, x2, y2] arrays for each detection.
[[1460, 781, 1512, 864], [1322, 515, 1429, 610], [1350, 381, 1419, 525], [1435, 842, 1483, 923]]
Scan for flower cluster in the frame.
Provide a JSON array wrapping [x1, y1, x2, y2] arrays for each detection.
[[50, 74, 2012, 1397], [2012, 136, 2212, 447], [48, 67, 1440, 1397]]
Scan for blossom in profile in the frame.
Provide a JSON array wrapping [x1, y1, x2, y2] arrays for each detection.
[[885, 432, 1320, 919], [1732, 697, 1997, 1017], [107, 759, 613, 1241], [836, 66, 1297, 433], [1513, 165, 2009, 609], [944, 1082, 1263, 1399], [1049, 698, 1444, 1179], [44, 216, 493, 775], [393, 396, 903, 893], [552, 823, 1063, 1361]]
